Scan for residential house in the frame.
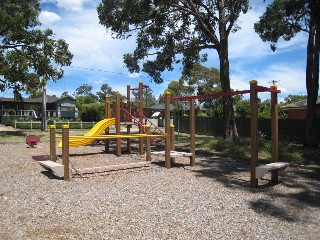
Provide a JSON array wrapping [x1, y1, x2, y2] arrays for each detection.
[[0, 95, 78, 122], [282, 97, 320, 119]]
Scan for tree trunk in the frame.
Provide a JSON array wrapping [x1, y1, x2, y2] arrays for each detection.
[[41, 84, 47, 131], [218, 3, 239, 141], [304, 2, 319, 148]]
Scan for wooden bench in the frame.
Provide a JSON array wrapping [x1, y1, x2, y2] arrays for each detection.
[[38, 161, 64, 178], [255, 162, 290, 179]]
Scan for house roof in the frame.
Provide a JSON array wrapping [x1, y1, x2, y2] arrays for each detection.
[[282, 96, 320, 109], [0, 95, 61, 104], [148, 103, 174, 111]]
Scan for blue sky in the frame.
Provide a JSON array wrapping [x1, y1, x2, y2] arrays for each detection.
[[1, 0, 313, 102]]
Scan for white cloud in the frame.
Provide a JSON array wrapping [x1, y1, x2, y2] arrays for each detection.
[[128, 73, 140, 78], [56, 0, 89, 12], [39, 11, 61, 25]]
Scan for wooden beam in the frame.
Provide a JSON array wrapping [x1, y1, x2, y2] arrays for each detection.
[[49, 125, 56, 162], [164, 91, 171, 168], [62, 125, 70, 181], [189, 98, 196, 166]]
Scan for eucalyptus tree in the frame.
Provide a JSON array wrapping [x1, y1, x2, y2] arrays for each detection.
[[255, 0, 320, 148], [98, 0, 250, 140], [0, 0, 73, 130]]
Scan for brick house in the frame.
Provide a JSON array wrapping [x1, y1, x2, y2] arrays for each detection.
[[282, 97, 320, 119]]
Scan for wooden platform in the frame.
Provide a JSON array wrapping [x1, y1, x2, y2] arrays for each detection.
[[256, 162, 290, 179], [38, 161, 64, 178]]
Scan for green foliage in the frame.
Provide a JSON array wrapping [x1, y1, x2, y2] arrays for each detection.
[[98, 0, 249, 83], [281, 94, 307, 105], [0, 0, 73, 94], [255, 0, 320, 148], [80, 103, 105, 122]]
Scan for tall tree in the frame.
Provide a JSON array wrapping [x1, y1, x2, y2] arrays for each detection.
[[255, 0, 320, 148], [98, 0, 249, 140], [0, 0, 73, 93], [96, 83, 117, 102], [0, 0, 73, 131], [74, 84, 98, 104]]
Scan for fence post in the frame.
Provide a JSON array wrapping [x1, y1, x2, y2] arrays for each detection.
[[14, 120, 17, 129], [31, 120, 33, 130], [62, 125, 70, 181]]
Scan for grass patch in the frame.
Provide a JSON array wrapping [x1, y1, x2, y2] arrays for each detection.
[[176, 133, 319, 166]]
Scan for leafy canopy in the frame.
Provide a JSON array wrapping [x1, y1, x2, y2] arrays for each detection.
[[0, 0, 73, 94], [98, 0, 249, 83]]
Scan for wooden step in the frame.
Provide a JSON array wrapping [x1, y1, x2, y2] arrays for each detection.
[[256, 162, 290, 179], [38, 161, 64, 178]]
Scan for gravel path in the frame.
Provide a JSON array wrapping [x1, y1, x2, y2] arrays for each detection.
[[0, 141, 319, 239]]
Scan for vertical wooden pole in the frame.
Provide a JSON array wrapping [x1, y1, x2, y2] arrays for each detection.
[[127, 85, 131, 153], [271, 84, 279, 182], [105, 95, 110, 153], [170, 124, 175, 164], [138, 82, 144, 155], [62, 125, 70, 181], [145, 125, 151, 161], [164, 91, 171, 168], [189, 98, 196, 166], [115, 92, 121, 157], [50, 125, 57, 162], [250, 80, 258, 187]]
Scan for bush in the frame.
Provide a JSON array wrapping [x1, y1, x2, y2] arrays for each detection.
[[80, 103, 105, 122]]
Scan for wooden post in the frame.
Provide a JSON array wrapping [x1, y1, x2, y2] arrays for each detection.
[[49, 125, 56, 162], [105, 95, 110, 153], [115, 92, 121, 157], [170, 124, 175, 164], [145, 125, 151, 161], [164, 91, 171, 168], [271, 84, 279, 182], [189, 98, 196, 166], [250, 80, 258, 187], [62, 125, 70, 181], [127, 85, 131, 153], [138, 82, 144, 155]]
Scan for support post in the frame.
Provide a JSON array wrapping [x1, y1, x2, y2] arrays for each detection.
[[105, 95, 110, 153], [49, 125, 56, 162], [189, 98, 196, 166], [164, 91, 171, 168], [271, 84, 279, 182], [62, 125, 70, 181], [115, 92, 121, 156], [127, 85, 131, 153], [250, 80, 258, 187], [138, 82, 144, 155], [145, 125, 151, 161]]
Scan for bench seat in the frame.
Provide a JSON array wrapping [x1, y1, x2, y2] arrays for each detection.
[[39, 161, 64, 178], [256, 162, 290, 179]]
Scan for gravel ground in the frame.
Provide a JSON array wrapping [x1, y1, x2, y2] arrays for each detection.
[[0, 141, 319, 240]]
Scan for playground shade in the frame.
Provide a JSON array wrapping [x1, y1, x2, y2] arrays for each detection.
[[58, 118, 116, 148]]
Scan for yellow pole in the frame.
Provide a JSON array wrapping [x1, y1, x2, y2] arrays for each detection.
[[62, 125, 70, 181]]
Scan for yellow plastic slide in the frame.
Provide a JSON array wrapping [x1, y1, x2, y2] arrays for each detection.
[[58, 118, 116, 148]]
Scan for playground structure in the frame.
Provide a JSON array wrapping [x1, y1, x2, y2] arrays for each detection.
[[39, 80, 289, 188]]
